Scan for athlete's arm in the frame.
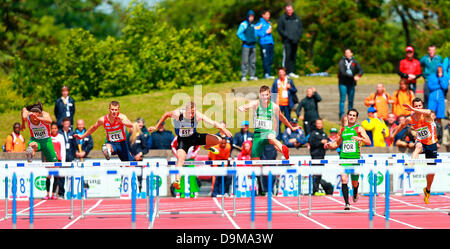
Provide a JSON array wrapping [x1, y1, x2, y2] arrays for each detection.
[[403, 104, 432, 117], [326, 133, 342, 149], [196, 111, 233, 137], [75, 117, 103, 140], [238, 100, 258, 112], [21, 108, 28, 131], [355, 127, 371, 146], [150, 110, 176, 132], [38, 111, 53, 125], [117, 114, 133, 128]]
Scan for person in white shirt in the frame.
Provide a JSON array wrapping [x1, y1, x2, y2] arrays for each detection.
[[47, 122, 65, 200]]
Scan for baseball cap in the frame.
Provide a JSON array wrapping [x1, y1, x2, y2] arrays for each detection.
[[241, 120, 249, 126], [368, 106, 377, 113], [330, 127, 338, 133], [406, 46, 414, 53]]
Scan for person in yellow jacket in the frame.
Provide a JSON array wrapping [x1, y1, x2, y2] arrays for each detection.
[[361, 107, 389, 147]]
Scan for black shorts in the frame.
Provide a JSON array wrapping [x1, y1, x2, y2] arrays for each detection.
[[177, 132, 208, 153], [422, 143, 438, 165]]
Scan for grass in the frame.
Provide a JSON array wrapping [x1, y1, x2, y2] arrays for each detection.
[[0, 74, 404, 150]]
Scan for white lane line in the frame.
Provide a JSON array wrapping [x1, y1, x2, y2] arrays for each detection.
[[326, 196, 422, 229], [271, 197, 330, 229], [212, 197, 240, 229], [62, 199, 103, 229], [0, 200, 47, 222], [389, 196, 449, 214]]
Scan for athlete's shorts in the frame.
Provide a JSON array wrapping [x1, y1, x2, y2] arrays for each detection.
[[108, 140, 133, 161], [29, 137, 58, 162], [340, 159, 360, 181], [251, 130, 276, 158], [422, 143, 438, 165], [177, 132, 208, 153]]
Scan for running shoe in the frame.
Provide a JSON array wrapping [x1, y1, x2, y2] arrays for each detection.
[[249, 76, 259, 81], [43, 195, 49, 200], [51, 195, 58, 200], [172, 180, 181, 190], [423, 187, 430, 204], [314, 192, 326, 196], [26, 146, 33, 163], [241, 77, 247, 82], [344, 203, 351, 210], [205, 146, 219, 155], [353, 193, 359, 203], [282, 145, 289, 159], [102, 144, 111, 160]]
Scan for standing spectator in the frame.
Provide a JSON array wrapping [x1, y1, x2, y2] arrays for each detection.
[[392, 79, 415, 118], [74, 119, 93, 160], [256, 9, 275, 79], [277, 3, 303, 78], [128, 122, 149, 161], [385, 113, 398, 147], [149, 120, 174, 149], [272, 67, 298, 133], [233, 120, 253, 149], [308, 119, 331, 195], [59, 117, 77, 198], [420, 45, 443, 108], [296, 87, 321, 136], [54, 86, 75, 130], [364, 83, 394, 122], [398, 46, 423, 94], [282, 118, 306, 148], [237, 10, 258, 82], [48, 122, 65, 200], [209, 136, 232, 197], [338, 48, 364, 120], [427, 64, 449, 123], [361, 107, 389, 147], [443, 56, 450, 76], [5, 122, 26, 152]]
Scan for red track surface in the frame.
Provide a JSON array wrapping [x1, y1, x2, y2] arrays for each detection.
[[0, 194, 449, 229]]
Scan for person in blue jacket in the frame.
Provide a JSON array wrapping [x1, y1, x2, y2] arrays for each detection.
[[256, 9, 275, 79], [427, 64, 449, 123], [237, 10, 259, 82]]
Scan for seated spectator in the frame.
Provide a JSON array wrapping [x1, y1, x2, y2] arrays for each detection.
[[209, 135, 232, 197], [442, 121, 450, 150], [328, 127, 340, 154], [282, 118, 306, 148], [128, 122, 149, 161], [149, 120, 174, 149], [5, 122, 26, 152], [392, 79, 415, 118], [427, 64, 449, 124], [296, 87, 321, 136], [394, 115, 415, 149], [361, 107, 389, 147], [216, 121, 233, 148], [136, 117, 151, 148], [431, 111, 443, 149], [237, 140, 252, 161], [233, 120, 253, 150], [74, 119, 94, 160], [385, 113, 398, 147], [364, 83, 394, 122]]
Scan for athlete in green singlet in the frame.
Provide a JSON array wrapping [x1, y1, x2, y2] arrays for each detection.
[[326, 109, 371, 210], [21, 101, 58, 163], [238, 85, 298, 160]]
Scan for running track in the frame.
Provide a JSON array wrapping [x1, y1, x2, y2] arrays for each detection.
[[0, 194, 449, 229]]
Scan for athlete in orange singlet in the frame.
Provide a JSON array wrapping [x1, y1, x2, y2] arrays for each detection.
[[390, 97, 437, 204]]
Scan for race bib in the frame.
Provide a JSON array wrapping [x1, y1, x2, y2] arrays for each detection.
[[416, 126, 431, 140], [282, 90, 288, 98], [179, 128, 194, 137], [255, 119, 272, 130], [108, 130, 124, 142], [342, 140, 356, 153], [32, 127, 47, 139]]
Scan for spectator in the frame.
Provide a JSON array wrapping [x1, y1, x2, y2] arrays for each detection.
[[74, 119, 94, 160], [128, 122, 149, 161], [443, 56, 450, 76], [282, 118, 306, 148], [361, 107, 389, 147], [385, 113, 398, 147], [48, 122, 65, 200], [5, 122, 26, 152], [442, 121, 450, 150], [59, 117, 77, 198], [364, 83, 394, 122], [277, 3, 303, 78], [272, 67, 298, 128], [328, 127, 339, 152], [149, 120, 174, 149], [233, 120, 253, 150], [338, 48, 363, 120], [209, 135, 232, 197], [420, 45, 443, 108], [259, 144, 277, 196], [136, 117, 151, 149], [237, 140, 253, 161], [296, 87, 321, 136], [398, 46, 423, 94], [392, 78, 415, 118], [54, 86, 75, 130], [307, 119, 330, 195], [394, 115, 415, 149], [216, 121, 233, 150], [427, 64, 449, 123], [431, 111, 443, 149], [256, 9, 275, 79], [237, 10, 258, 82]]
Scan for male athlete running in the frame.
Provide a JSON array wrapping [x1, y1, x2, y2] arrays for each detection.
[[390, 98, 438, 204], [150, 101, 232, 190], [74, 101, 134, 161], [238, 85, 297, 160], [21, 101, 58, 163], [326, 109, 371, 210]]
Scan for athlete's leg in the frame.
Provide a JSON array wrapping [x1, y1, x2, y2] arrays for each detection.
[[173, 148, 187, 190], [341, 173, 350, 208], [411, 142, 422, 160], [203, 134, 221, 149], [267, 133, 289, 159]]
